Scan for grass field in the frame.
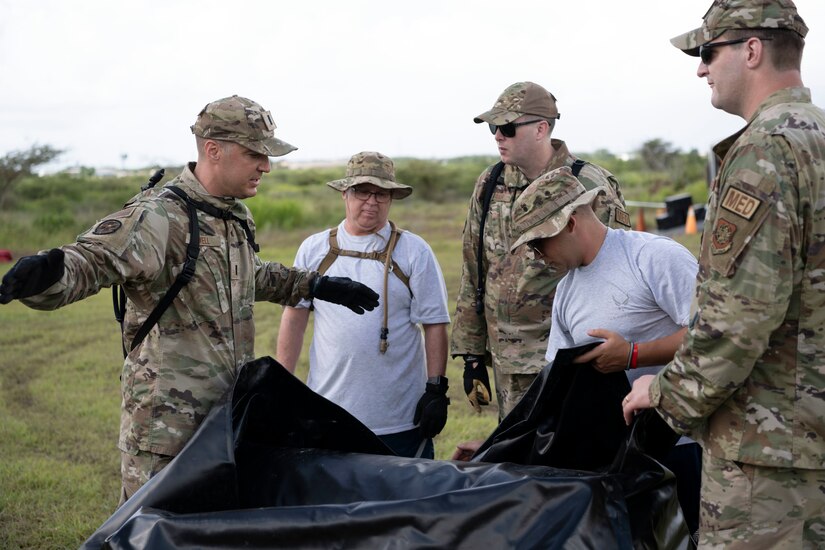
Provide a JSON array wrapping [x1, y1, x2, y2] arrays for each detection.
[[0, 191, 701, 549]]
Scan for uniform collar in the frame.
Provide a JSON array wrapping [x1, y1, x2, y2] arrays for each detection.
[[504, 139, 570, 188], [712, 87, 811, 163], [172, 162, 249, 220]]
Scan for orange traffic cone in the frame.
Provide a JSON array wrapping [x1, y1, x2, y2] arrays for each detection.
[[685, 206, 697, 235], [636, 207, 646, 232]]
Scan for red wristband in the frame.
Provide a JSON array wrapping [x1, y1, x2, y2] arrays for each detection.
[[630, 342, 639, 369]]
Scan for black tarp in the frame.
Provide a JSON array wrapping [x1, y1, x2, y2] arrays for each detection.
[[82, 347, 689, 549]]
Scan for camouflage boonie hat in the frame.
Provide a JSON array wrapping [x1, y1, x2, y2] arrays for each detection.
[[327, 151, 413, 200], [190, 95, 297, 157], [671, 0, 808, 56], [474, 82, 561, 125], [510, 166, 605, 252]]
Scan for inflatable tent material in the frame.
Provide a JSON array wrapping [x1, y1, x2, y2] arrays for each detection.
[[82, 346, 689, 549]]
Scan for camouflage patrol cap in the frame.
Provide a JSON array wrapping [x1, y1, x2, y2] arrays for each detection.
[[327, 151, 413, 200], [671, 0, 808, 56], [190, 95, 297, 157], [510, 166, 605, 252], [474, 82, 560, 125]]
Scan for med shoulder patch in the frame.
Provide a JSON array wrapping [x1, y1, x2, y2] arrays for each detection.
[[721, 186, 762, 220]]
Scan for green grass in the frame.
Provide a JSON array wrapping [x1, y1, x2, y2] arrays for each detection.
[[0, 193, 701, 549]]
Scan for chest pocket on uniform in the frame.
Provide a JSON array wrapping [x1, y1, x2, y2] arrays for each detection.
[[486, 189, 515, 257], [178, 239, 230, 325]]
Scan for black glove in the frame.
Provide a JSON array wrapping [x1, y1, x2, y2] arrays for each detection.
[[414, 376, 450, 438], [0, 248, 65, 305], [462, 354, 491, 413], [310, 275, 379, 314]]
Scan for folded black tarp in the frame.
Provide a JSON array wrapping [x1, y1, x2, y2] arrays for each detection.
[[82, 346, 689, 549]]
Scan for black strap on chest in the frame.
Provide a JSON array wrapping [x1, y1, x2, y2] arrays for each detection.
[[475, 162, 505, 314], [571, 158, 586, 177], [473, 159, 586, 315], [113, 171, 259, 357]]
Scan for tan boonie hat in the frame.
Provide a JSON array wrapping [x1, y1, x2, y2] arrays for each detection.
[[327, 151, 413, 199], [474, 82, 561, 125], [510, 166, 606, 252], [190, 95, 297, 157], [671, 0, 808, 56]]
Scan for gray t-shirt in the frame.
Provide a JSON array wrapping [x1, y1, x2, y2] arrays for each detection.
[[546, 228, 698, 384]]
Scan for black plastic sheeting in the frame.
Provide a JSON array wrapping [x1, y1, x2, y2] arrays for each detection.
[[82, 346, 689, 549]]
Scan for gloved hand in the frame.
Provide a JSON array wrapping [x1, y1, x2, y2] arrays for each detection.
[[414, 376, 450, 438], [463, 354, 491, 413], [310, 275, 379, 314], [0, 248, 65, 305]]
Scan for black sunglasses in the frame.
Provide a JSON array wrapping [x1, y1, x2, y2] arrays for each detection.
[[488, 119, 545, 138], [699, 36, 772, 65]]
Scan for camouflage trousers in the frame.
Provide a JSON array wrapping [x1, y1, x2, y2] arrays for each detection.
[[492, 368, 536, 421], [699, 451, 825, 549], [118, 450, 173, 506]]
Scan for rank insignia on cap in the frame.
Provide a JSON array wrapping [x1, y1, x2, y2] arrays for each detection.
[[711, 218, 737, 254], [721, 186, 761, 220], [93, 219, 123, 235]]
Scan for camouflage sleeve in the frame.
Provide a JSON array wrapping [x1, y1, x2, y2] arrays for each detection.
[[254, 257, 315, 306], [449, 168, 490, 358], [21, 204, 170, 310], [650, 138, 796, 434], [576, 164, 630, 229]]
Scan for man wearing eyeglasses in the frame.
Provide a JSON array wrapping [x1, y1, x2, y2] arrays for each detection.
[[621, 1, 825, 547], [277, 151, 451, 459], [451, 81, 629, 420]]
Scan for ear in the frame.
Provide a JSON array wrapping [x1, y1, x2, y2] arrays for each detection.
[[566, 212, 578, 232], [536, 120, 550, 141], [744, 37, 766, 69], [204, 140, 222, 162]]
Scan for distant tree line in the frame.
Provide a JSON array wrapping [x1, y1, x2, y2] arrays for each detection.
[[0, 140, 710, 249]]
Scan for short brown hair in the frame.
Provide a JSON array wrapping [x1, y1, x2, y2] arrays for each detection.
[[725, 28, 804, 71]]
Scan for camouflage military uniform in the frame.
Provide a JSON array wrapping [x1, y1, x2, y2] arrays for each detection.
[[450, 139, 627, 417], [650, 87, 825, 547], [22, 163, 313, 490]]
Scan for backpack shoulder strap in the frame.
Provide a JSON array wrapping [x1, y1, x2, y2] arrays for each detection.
[[316, 227, 340, 276], [571, 158, 586, 177], [315, 224, 411, 293], [385, 221, 410, 293], [475, 161, 505, 314], [126, 185, 200, 354]]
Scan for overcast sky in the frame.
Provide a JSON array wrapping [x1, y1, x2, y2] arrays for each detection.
[[2, 0, 824, 171]]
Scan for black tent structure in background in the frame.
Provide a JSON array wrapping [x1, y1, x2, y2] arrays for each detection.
[[82, 348, 689, 549]]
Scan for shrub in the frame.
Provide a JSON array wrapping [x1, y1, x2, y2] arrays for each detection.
[[33, 211, 76, 233], [247, 198, 304, 230]]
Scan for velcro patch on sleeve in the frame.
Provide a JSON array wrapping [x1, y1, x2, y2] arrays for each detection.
[[720, 186, 762, 220], [93, 219, 123, 235], [711, 218, 737, 254]]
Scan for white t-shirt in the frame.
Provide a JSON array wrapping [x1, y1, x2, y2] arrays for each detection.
[[546, 228, 698, 385], [292, 220, 451, 435]]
